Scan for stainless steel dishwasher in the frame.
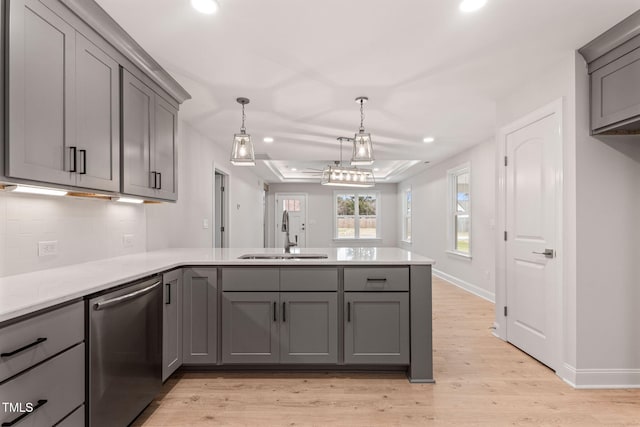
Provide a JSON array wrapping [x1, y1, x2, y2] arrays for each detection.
[[89, 275, 162, 427]]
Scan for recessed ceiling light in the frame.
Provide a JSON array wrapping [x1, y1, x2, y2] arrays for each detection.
[[459, 0, 487, 13], [191, 0, 218, 14], [373, 168, 380, 172], [423, 136, 435, 143], [291, 168, 298, 172], [263, 137, 274, 143]]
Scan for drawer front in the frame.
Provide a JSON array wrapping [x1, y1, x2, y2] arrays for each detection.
[[222, 268, 279, 291], [56, 404, 84, 427], [0, 301, 84, 382], [280, 268, 338, 291], [0, 344, 85, 427], [344, 267, 409, 291]]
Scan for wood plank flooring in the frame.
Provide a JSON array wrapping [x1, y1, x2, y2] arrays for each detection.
[[134, 277, 640, 426]]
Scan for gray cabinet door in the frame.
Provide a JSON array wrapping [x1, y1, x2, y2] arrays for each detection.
[[122, 69, 156, 198], [162, 269, 182, 380], [182, 268, 217, 364], [280, 292, 338, 364], [7, 0, 76, 185], [153, 95, 178, 200], [344, 292, 410, 365], [222, 292, 279, 364], [591, 47, 640, 132], [74, 32, 120, 192]]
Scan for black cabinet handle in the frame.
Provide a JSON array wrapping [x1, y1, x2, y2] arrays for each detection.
[[150, 171, 157, 189], [79, 149, 87, 174], [282, 302, 286, 322], [366, 278, 387, 282], [1, 399, 47, 426], [157, 172, 162, 190], [165, 283, 171, 305], [1, 337, 47, 358], [347, 302, 351, 322], [69, 146, 77, 172], [273, 302, 277, 322]]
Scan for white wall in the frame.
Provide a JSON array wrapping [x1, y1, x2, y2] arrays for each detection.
[[146, 120, 265, 250], [573, 55, 640, 385], [397, 139, 496, 302], [265, 183, 397, 248], [0, 193, 146, 277]]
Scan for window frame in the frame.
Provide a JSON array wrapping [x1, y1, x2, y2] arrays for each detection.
[[447, 163, 472, 258], [401, 186, 412, 244], [333, 190, 382, 241]]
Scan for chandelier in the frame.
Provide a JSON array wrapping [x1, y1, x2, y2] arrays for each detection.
[[321, 137, 375, 187], [230, 97, 255, 166]]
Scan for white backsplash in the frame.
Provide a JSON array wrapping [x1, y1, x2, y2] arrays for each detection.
[[0, 192, 146, 277]]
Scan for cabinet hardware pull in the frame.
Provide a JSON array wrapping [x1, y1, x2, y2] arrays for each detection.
[[273, 302, 277, 322], [282, 302, 286, 322], [94, 281, 161, 310], [69, 146, 77, 173], [366, 278, 387, 282], [157, 172, 162, 190], [150, 171, 157, 189], [165, 283, 171, 305], [1, 399, 47, 426], [1, 337, 47, 358], [79, 149, 87, 174], [347, 302, 351, 322]]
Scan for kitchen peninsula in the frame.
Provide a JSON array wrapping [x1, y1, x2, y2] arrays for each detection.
[[0, 247, 433, 426]]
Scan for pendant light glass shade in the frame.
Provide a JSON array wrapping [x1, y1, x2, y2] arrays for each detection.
[[230, 97, 255, 166], [350, 96, 374, 166], [321, 165, 375, 187]]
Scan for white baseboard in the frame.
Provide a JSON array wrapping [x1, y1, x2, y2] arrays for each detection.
[[561, 363, 640, 388], [432, 268, 495, 303]]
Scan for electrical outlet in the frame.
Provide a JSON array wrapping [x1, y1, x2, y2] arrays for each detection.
[[38, 240, 58, 257], [123, 234, 134, 248], [203, 219, 209, 229]]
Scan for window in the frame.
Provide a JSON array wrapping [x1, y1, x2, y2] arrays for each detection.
[[402, 188, 412, 243], [448, 164, 471, 256], [335, 191, 380, 239]]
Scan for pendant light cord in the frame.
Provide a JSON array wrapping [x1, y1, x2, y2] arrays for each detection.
[[359, 99, 365, 132], [241, 103, 246, 132]]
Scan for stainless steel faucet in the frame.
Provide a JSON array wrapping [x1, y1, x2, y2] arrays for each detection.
[[281, 210, 297, 253]]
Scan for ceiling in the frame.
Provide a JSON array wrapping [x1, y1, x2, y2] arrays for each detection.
[[97, 0, 639, 184]]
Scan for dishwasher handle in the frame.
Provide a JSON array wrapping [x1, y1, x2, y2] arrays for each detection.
[[94, 281, 161, 311]]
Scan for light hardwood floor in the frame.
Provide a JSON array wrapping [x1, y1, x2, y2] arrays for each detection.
[[135, 276, 640, 426]]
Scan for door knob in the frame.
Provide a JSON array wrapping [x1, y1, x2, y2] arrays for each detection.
[[532, 249, 554, 258]]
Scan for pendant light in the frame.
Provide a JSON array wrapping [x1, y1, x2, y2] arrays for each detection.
[[350, 96, 375, 166], [321, 138, 375, 187], [230, 97, 255, 166]]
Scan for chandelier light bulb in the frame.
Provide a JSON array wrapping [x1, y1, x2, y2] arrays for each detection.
[[239, 143, 247, 157]]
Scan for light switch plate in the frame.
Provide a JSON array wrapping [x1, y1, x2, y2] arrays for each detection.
[[203, 219, 209, 229]]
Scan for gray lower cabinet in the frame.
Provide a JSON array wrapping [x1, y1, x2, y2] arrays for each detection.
[[280, 292, 338, 364], [182, 268, 217, 364], [222, 292, 279, 363], [122, 69, 178, 201], [163, 269, 182, 380], [344, 292, 410, 364], [7, 0, 119, 191]]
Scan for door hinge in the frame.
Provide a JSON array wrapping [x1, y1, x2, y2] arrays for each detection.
[[504, 156, 508, 166], [221, 186, 225, 192], [504, 231, 507, 241], [220, 226, 225, 232], [504, 306, 508, 317]]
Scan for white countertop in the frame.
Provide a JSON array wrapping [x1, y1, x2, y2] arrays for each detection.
[[0, 247, 434, 324]]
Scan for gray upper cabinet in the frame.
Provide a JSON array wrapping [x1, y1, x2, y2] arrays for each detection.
[[122, 69, 178, 201], [182, 268, 217, 364], [7, 0, 120, 191], [74, 32, 120, 192], [280, 292, 337, 364], [222, 292, 279, 364], [344, 292, 410, 365], [162, 269, 182, 381], [7, 0, 76, 186]]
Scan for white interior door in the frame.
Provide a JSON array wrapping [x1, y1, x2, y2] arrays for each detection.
[[505, 107, 561, 369], [275, 193, 307, 249]]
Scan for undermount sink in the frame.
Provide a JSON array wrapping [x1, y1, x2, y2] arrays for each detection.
[[238, 253, 329, 260]]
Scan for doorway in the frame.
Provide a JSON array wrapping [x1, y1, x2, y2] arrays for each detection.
[[274, 193, 308, 249], [496, 99, 562, 371], [214, 170, 228, 248]]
